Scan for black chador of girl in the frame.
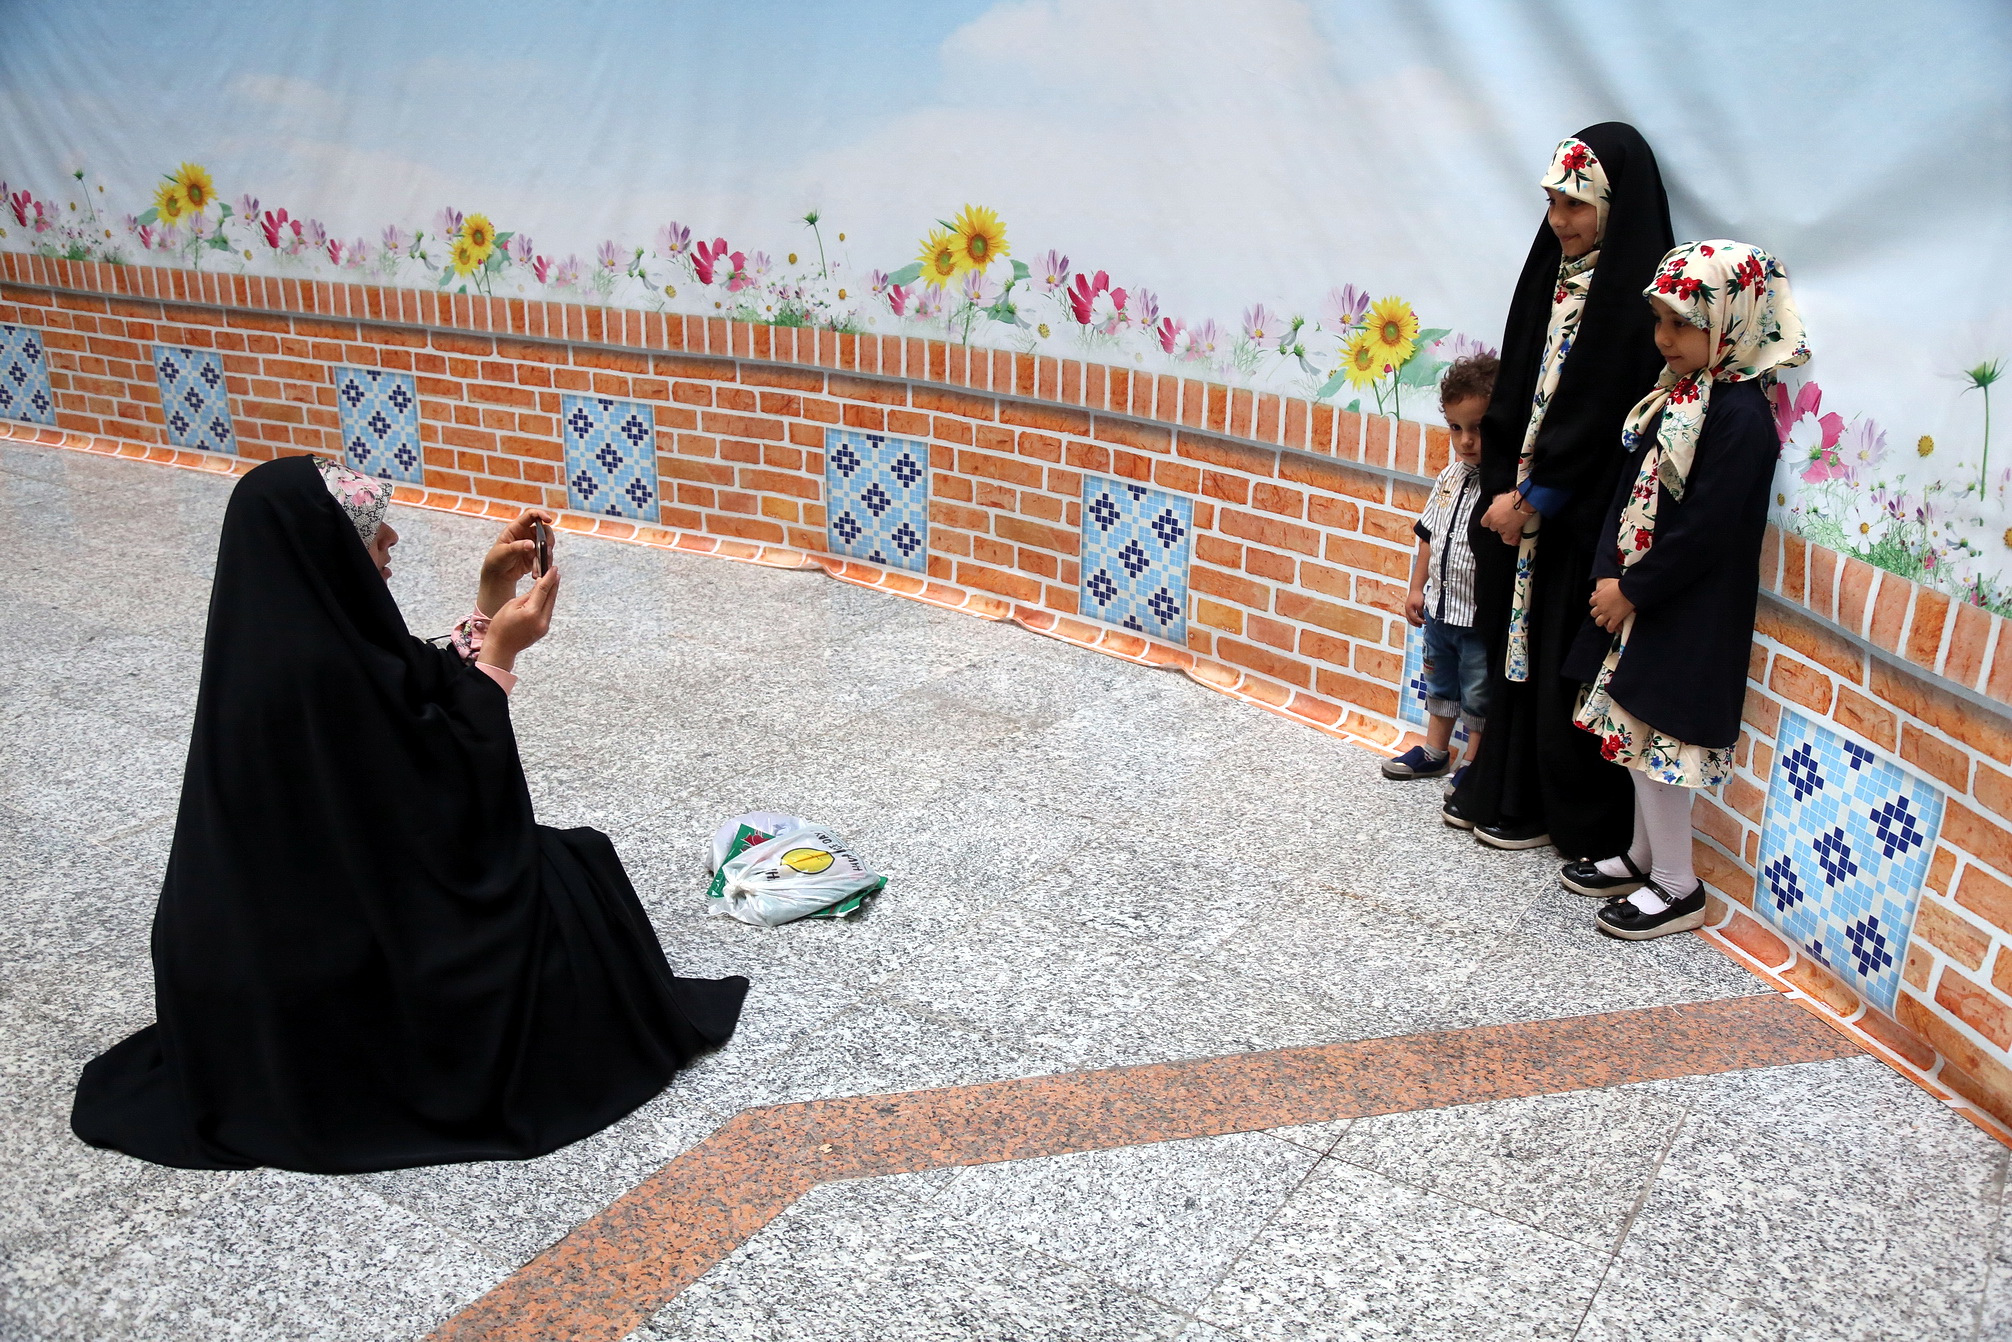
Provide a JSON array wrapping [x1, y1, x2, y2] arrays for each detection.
[[1449, 122, 1675, 857], [71, 455, 747, 1173]]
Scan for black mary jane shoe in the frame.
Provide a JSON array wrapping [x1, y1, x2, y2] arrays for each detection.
[[1560, 853, 1647, 899], [1595, 882, 1708, 941], [1442, 796, 1475, 830], [1474, 818, 1551, 851]]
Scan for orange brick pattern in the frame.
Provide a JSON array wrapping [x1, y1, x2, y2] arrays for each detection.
[[7, 250, 2012, 1138]]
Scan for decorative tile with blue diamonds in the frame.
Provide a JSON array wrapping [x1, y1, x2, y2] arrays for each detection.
[[825, 428, 928, 573], [561, 394, 658, 520], [152, 345, 234, 452], [0, 323, 57, 426], [1755, 707, 1946, 1014], [335, 367, 423, 483], [1078, 476, 1190, 642], [1397, 623, 1468, 742]]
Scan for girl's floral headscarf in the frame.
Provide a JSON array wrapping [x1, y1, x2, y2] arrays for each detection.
[[313, 457, 392, 550], [1540, 137, 1611, 243], [1620, 240, 1809, 502]]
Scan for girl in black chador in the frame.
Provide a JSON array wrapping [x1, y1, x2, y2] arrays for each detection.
[[71, 455, 747, 1173], [1447, 123, 1674, 857], [1560, 241, 1809, 940]]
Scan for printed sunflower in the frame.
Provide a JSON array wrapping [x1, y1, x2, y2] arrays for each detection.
[[1366, 296, 1417, 367], [171, 162, 215, 214], [451, 237, 483, 277], [916, 227, 961, 287], [951, 204, 1008, 271], [461, 212, 496, 258], [1341, 330, 1385, 388], [152, 180, 187, 225]]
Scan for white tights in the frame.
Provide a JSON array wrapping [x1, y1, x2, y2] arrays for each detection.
[[1593, 771, 1699, 912]]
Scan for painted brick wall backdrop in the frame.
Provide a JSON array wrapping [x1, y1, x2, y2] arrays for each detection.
[[7, 250, 2012, 1144]]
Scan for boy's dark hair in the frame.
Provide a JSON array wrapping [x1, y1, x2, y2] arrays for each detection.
[[1440, 353, 1499, 407]]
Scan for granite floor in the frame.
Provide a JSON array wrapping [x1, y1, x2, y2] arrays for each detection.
[[1, 438, 2008, 1342]]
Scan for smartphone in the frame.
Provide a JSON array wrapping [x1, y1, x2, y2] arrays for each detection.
[[531, 519, 552, 577]]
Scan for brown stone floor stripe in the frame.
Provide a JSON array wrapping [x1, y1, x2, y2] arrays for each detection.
[[430, 994, 1854, 1342]]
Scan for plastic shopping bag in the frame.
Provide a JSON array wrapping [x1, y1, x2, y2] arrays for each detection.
[[703, 812, 885, 926]]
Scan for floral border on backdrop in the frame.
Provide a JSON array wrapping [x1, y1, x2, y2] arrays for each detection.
[[4, 162, 2005, 614]]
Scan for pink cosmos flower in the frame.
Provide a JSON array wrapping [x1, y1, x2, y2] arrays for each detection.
[[959, 270, 1000, 306], [655, 222, 691, 257], [382, 224, 411, 254], [433, 207, 463, 238], [748, 251, 772, 281], [301, 219, 328, 251], [870, 269, 891, 297], [1242, 304, 1279, 343], [260, 208, 291, 250], [692, 238, 729, 285], [531, 255, 552, 284], [1322, 285, 1371, 330], [1036, 250, 1070, 294], [325, 237, 345, 266], [887, 283, 910, 317], [236, 194, 260, 220], [724, 251, 752, 291], [1448, 332, 1499, 362], [507, 233, 534, 265], [1067, 270, 1110, 325], [912, 286, 945, 319], [1132, 288, 1160, 329], [553, 256, 582, 287], [1156, 317, 1184, 354], [345, 238, 369, 268], [1187, 319, 1222, 361], [1841, 418, 1887, 479], [596, 240, 624, 272]]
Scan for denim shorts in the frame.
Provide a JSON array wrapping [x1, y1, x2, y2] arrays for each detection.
[[1421, 612, 1489, 730]]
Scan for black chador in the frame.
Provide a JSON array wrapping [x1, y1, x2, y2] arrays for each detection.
[[1452, 122, 1675, 857], [72, 455, 747, 1173]]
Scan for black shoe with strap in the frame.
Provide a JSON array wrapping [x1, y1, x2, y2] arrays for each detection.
[[1595, 881, 1708, 941], [1560, 853, 1647, 899]]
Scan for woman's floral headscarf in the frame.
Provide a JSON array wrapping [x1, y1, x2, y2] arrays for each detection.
[[1540, 137, 1611, 243], [313, 457, 392, 550], [1620, 240, 1809, 502]]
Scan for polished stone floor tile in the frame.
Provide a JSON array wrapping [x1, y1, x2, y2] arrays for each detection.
[[1198, 1158, 1604, 1341], [1327, 1085, 1690, 1250], [930, 1131, 1321, 1310], [1574, 1262, 1793, 1342], [636, 1174, 1192, 1342]]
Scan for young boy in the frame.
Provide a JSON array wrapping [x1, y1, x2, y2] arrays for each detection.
[[1382, 353, 1499, 787]]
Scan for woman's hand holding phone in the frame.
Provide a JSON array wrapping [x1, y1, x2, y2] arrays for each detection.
[[478, 508, 557, 616]]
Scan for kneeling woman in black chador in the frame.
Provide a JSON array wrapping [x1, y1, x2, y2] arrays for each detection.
[[1449, 122, 1674, 858], [72, 454, 747, 1173]]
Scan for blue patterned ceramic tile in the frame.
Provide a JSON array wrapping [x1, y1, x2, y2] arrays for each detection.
[[1079, 476, 1190, 642], [825, 428, 928, 572], [0, 323, 56, 426], [561, 394, 657, 520], [1400, 625, 1429, 727], [334, 366, 422, 483], [1755, 707, 1946, 1014], [1397, 623, 1469, 741], [152, 345, 234, 452]]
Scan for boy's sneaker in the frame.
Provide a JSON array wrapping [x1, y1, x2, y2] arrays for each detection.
[[1596, 883, 1708, 940], [1560, 853, 1647, 898], [1382, 746, 1451, 780], [1442, 764, 1467, 798]]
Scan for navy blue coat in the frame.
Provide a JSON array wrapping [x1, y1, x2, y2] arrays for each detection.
[[1563, 379, 1777, 748]]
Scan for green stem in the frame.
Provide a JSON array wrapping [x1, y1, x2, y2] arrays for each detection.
[[1982, 384, 1993, 499]]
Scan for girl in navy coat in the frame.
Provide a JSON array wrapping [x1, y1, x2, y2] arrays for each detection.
[[1557, 240, 1809, 939]]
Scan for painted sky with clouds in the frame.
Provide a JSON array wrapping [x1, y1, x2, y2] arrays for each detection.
[[2, 0, 2006, 454]]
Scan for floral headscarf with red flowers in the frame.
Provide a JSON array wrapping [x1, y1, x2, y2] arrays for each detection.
[[1539, 136, 1611, 242], [313, 456, 392, 551], [1619, 240, 1809, 508]]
